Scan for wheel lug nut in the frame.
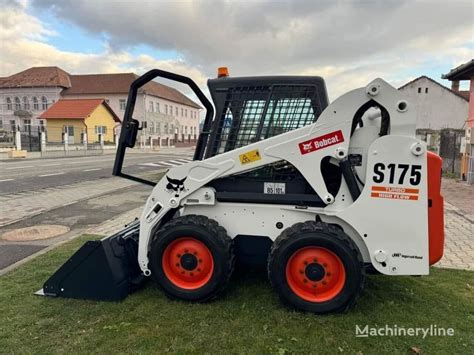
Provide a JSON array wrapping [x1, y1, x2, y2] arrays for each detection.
[[193, 252, 197, 255], [327, 272, 331, 277], [323, 263, 327, 267], [299, 270, 304, 274], [175, 263, 180, 267], [303, 261, 308, 265], [312, 284, 317, 288], [190, 272, 194, 276], [199, 259, 202, 263], [313, 258, 317, 262], [303, 279, 307, 283], [197, 268, 201, 272], [322, 281, 327, 285], [185, 249, 189, 253], [181, 271, 185, 274]]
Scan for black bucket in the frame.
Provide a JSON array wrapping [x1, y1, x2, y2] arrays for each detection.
[[36, 221, 145, 301]]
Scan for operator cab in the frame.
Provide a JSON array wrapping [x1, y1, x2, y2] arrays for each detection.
[[199, 73, 329, 159], [114, 68, 336, 200]]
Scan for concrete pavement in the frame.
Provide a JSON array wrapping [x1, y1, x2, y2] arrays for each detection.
[[0, 149, 194, 194], [436, 179, 474, 270]]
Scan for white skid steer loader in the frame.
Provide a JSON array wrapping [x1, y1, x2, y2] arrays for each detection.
[[37, 68, 444, 314]]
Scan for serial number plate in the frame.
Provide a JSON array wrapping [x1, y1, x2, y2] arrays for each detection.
[[264, 182, 286, 194]]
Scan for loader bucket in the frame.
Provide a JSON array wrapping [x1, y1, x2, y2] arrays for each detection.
[[35, 221, 145, 301]]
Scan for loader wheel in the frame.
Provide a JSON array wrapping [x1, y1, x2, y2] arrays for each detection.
[[268, 221, 364, 314], [150, 215, 234, 302]]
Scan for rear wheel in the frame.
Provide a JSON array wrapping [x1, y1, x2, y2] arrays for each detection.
[[149, 215, 234, 302], [268, 221, 364, 314]]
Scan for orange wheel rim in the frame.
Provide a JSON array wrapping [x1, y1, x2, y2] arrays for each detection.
[[286, 247, 346, 302], [162, 237, 214, 290]]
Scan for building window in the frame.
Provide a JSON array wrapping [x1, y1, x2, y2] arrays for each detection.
[[418, 88, 421, 94], [6, 97, 12, 111], [119, 99, 126, 111], [149, 101, 154, 112], [185, 126, 188, 134], [181, 108, 184, 116], [185, 109, 188, 118], [23, 119, 31, 127], [156, 102, 160, 113], [0, 120, 3, 129], [10, 120, 16, 132], [33, 97, 39, 110], [14, 97, 21, 110], [39, 120, 45, 132], [165, 104, 168, 115], [95, 126, 107, 135], [175, 107, 178, 116], [23, 96, 30, 110], [41, 96, 48, 110], [425, 88, 429, 94]]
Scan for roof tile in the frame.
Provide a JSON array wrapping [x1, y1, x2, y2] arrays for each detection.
[[40, 99, 120, 122], [0, 67, 71, 88]]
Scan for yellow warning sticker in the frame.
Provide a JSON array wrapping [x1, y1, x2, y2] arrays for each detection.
[[239, 149, 262, 165]]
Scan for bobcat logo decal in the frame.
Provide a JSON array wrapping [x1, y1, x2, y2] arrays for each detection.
[[166, 176, 187, 197]]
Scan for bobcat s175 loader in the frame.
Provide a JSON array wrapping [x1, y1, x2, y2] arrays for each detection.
[[37, 68, 444, 314]]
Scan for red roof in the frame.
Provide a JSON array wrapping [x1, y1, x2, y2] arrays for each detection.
[[40, 99, 120, 122], [0, 67, 201, 109], [0, 67, 71, 88], [63, 73, 202, 109]]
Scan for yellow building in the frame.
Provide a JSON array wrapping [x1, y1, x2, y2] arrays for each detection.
[[39, 99, 120, 144]]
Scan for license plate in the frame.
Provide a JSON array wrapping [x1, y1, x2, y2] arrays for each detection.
[[264, 182, 286, 194]]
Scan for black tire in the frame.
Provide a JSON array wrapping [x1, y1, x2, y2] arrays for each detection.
[[268, 221, 365, 314], [149, 214, 234, 302]]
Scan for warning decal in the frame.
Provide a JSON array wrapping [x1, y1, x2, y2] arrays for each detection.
[[298, 130, 344, 155], [371, 185, 419, 201], [239, 149, 262, 165]]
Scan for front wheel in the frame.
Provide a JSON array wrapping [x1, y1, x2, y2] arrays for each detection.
[[149, 215, 234, 302], [268, 221, 364, 314]]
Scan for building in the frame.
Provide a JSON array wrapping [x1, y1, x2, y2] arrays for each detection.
[[398, 76, 468, 172], [40, 99, 120, 144], [0, 67, 70, 132], [442, 59, 474, 183], [0, 67, 202, 146], [61, 73, 202, 145], [398, 76, 468, 131]]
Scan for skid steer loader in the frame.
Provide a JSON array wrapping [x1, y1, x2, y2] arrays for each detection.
[[37, 68, 444, 313]]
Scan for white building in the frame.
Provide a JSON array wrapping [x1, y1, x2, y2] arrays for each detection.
[[0, 67, 202, 146], [0, 67, 69, 132], [398, 76, 469, 130]]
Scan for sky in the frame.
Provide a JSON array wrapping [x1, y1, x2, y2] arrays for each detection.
[[0, 0, 473, 100]]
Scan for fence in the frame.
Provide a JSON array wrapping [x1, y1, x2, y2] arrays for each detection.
[[438, 129, 464, 175], [4, 126, 116, 157], [417, 128, 464, 175]]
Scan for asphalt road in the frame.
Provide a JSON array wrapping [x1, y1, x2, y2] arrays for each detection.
[[0, 151, 193, 195]]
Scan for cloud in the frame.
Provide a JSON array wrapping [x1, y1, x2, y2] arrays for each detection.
[[1, 0, 473, 99], [0, 1, 208, 89]]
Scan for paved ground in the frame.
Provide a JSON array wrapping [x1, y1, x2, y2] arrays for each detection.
[[0, 148, 194, 194], [437, 179, 473, 270], [0, 148, 195, 273]]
